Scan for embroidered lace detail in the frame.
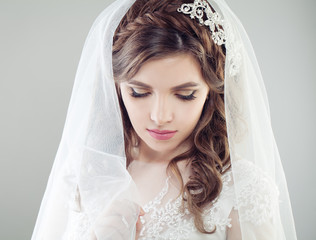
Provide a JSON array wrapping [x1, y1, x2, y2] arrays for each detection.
[[223, 21, 242, 77], [202, 172, 233, 232], [66, 160, 279, 239], [142, 176, 171, 213], [233, 160, 280, 226], [139, 171, 234, 240], [67, 211, 91, 240]]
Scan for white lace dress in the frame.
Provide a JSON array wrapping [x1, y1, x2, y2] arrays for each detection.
[[66, 160, 279, 240], [137, 171, 234, 240]]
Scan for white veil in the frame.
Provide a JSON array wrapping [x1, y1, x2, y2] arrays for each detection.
[[31, 0, 297, 239]]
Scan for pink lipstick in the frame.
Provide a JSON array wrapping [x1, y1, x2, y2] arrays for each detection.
[[147, 129, 177, 140]]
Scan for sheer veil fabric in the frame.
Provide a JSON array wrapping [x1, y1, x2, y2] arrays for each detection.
[[31, 0, 297, 239]]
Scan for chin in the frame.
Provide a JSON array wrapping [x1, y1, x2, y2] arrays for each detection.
[[153, 144, 178, 154], [141, 135, 188, 155]]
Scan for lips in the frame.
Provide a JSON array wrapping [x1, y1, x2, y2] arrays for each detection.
[[147, 129, 177, 140]]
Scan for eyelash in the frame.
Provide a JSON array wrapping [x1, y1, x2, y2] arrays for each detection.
[[176, 91, 197, 101], [129, 88, 197, 101], [130, 88, 151, 98]]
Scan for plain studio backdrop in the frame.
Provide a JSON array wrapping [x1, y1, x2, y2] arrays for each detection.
[[0, 0, 315, 239]]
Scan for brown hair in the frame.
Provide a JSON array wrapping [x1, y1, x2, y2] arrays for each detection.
[[112, 0, 230, 234]]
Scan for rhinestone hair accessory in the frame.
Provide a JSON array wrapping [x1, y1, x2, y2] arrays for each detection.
[[177, 0, 226, 45]]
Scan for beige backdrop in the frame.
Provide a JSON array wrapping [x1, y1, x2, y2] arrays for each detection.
[[0, 0, 315, 239]]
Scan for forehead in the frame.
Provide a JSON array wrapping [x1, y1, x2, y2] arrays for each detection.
[[129, 54, 206, 89]]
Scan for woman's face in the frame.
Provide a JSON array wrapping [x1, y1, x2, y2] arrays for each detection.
[[120, 54, 209, 156]]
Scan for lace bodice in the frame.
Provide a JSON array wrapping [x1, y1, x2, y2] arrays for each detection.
[[65, 160, 279, 240], [137, 169, 234, 240]]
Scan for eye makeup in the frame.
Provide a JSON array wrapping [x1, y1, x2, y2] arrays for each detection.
[[129, 87, 197, 101], [129, 87, 151, 98], [175, 90, 197, 101]]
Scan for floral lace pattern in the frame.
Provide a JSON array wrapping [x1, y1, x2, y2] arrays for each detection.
[[67, 160, 280, 239], [223, 21, 242, 77], [233, 160, 280, 226], [202, 172, 234, 232], [138, 170, 234, 240]]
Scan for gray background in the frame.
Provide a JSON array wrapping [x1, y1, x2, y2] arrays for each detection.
[[0, 0, 315, 239]]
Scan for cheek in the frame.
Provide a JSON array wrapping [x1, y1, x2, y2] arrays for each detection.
[[121, 93, 149, 125], [176, 103, 204, 136], [175, 99, 207, 129]]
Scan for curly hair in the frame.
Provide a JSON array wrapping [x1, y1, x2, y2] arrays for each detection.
[[112, 0, 230, 234]]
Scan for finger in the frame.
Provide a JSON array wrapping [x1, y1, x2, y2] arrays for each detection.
[[139, 207, 145, 216], [136, 216, 143, 230], [135, 215, 143, 240]]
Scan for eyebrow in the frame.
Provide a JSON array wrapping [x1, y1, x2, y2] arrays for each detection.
[[127, 80, 199, 90]]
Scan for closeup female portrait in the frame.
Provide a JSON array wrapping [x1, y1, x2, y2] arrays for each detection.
[[31, 0, 298, 239]]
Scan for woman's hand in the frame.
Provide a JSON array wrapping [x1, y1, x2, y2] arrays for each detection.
[[135, 207, 145, 240]]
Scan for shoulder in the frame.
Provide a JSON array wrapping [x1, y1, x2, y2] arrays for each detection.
[[232, 159, 280, 226]]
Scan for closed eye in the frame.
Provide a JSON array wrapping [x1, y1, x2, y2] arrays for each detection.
[[175, 90, 197, 101], [129, 87, 151, 98]]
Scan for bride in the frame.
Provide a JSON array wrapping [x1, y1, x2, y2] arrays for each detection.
[[32, 0, 297, 239]]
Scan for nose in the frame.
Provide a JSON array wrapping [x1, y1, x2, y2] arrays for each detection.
[[150, 96, 173, 126]]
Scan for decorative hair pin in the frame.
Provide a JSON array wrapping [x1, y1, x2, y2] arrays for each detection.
[[177, 0, 226, 45]]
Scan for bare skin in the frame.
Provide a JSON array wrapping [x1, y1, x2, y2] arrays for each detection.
[[121, 54, 210, 237]]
